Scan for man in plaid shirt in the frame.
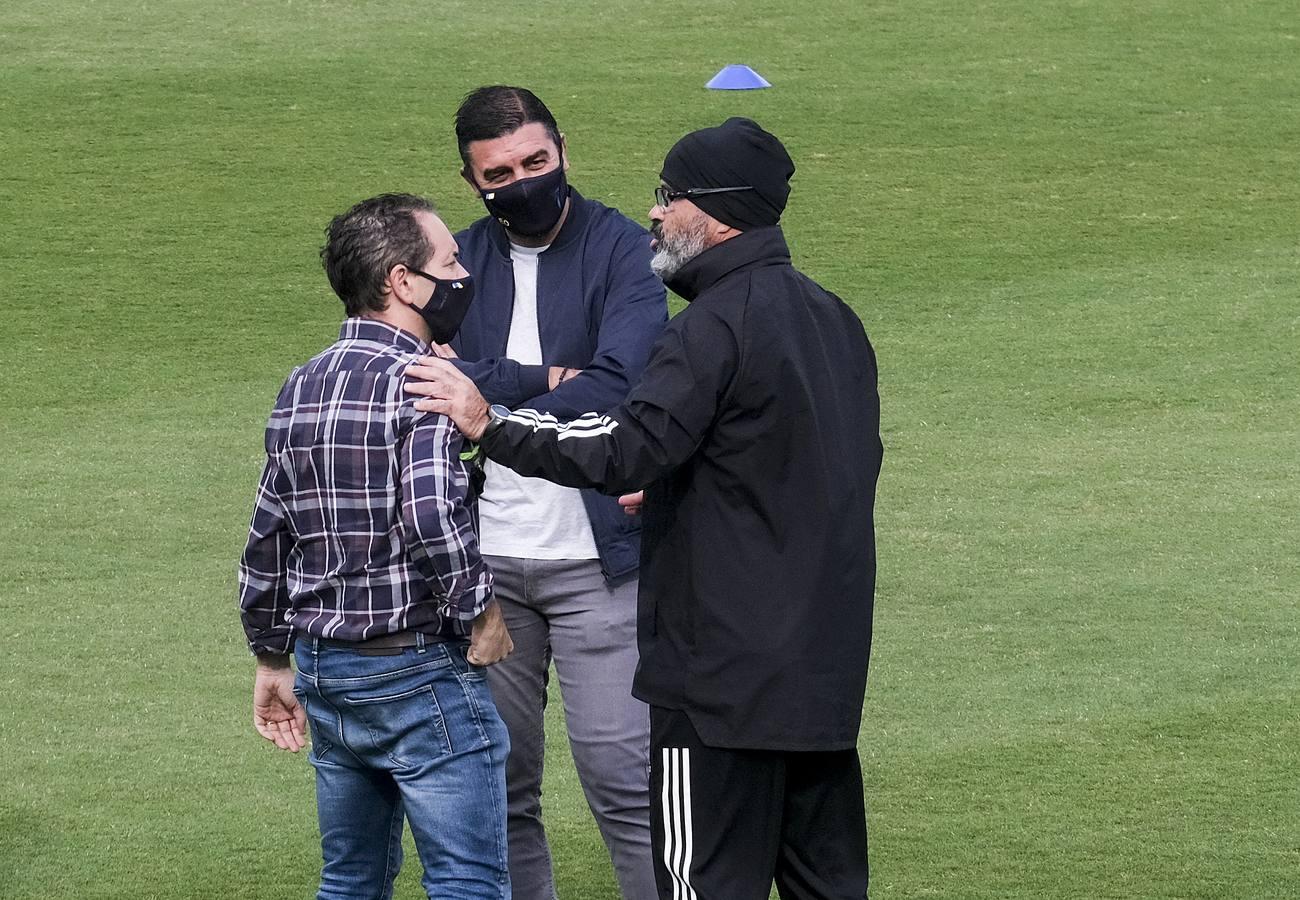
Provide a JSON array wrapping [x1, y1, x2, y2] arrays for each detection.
[[238, 193, 513, 898]]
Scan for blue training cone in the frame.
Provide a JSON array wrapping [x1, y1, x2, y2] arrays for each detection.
[[706, 64, 771, 90]]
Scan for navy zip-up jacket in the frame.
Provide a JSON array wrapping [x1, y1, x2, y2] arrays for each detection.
[[451, 188, 668, 581]]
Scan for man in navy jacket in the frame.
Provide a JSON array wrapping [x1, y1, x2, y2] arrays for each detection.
[[442, 86, 667, 900], [411, 117, 882, 900]]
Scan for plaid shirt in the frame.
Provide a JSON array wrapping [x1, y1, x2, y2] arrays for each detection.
[[238, 318, 491, 655]]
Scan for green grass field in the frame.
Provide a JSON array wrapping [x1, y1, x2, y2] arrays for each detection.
[[3, 1, 1298, 897]]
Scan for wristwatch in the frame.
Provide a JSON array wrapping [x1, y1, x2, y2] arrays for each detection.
[[483, 403, 512, 439]]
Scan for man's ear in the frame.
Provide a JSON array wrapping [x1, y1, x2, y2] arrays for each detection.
[[712, 219, 739, 240], [387, 263, 417, 308], [461, 167, 479, 196], [559, 133, 570, 172], [700, 214, 743, 247]]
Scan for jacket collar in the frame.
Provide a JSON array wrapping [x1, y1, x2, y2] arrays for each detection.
[[663, 226, 791, 302], [479, 186, 592, 260]]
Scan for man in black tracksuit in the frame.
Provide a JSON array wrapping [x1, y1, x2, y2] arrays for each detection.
[[407, 118, 883, 900]]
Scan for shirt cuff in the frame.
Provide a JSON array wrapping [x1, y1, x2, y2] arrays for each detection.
[[517, 364, 551, 400], [446, 580, 494, 623], [248, 632, 295, 657]]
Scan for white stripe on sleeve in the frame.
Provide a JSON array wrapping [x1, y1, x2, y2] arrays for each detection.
[[507, 409, 620, 441]]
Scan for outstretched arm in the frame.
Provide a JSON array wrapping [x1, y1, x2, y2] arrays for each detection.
[[405, 304, 736, 495]]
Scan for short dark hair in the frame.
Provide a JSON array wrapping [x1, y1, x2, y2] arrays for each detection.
[[455, 85, 562, 170], [320, 193, 435, 317]]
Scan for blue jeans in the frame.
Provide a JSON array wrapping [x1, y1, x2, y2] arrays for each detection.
[[293, 635, 511, 899]]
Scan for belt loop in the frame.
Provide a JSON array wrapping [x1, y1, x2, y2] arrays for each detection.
[[416, 631, 427, 653], [310, 635, 319, 659]]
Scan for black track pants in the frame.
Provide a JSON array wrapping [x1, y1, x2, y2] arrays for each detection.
[[649, 707, 869, 900]]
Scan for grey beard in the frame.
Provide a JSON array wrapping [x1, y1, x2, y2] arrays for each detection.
[[650, 219, 711, 280]]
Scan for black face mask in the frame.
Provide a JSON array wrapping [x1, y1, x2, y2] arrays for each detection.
[[477, 166, 570, 237], [411, 272, 475, 344]]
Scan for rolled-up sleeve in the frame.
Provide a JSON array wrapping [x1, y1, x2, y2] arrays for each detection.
[[238, 456, 295, 655], [398, 411, 492, 622]]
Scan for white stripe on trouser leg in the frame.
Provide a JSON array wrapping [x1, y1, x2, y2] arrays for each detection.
[[660, 747, 696, 899], [661, 748, 680, 900], [681, 748, 694, 896]]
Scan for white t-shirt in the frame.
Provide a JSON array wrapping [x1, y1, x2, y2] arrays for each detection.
[[477, 242, 600, 560]]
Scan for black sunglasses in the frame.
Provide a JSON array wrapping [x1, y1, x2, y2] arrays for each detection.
[[655, 185, 755, 208]]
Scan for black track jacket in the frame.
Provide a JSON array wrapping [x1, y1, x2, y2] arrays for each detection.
[[479, 226, 883, 751]]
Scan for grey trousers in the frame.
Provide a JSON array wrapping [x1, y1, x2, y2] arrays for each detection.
[[483, 555, 656, 900]]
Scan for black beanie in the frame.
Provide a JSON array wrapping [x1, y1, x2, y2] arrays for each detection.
[[660, 117, 795, 230]]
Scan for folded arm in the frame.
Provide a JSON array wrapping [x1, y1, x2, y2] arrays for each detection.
[[449, 231, 667, 415]]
